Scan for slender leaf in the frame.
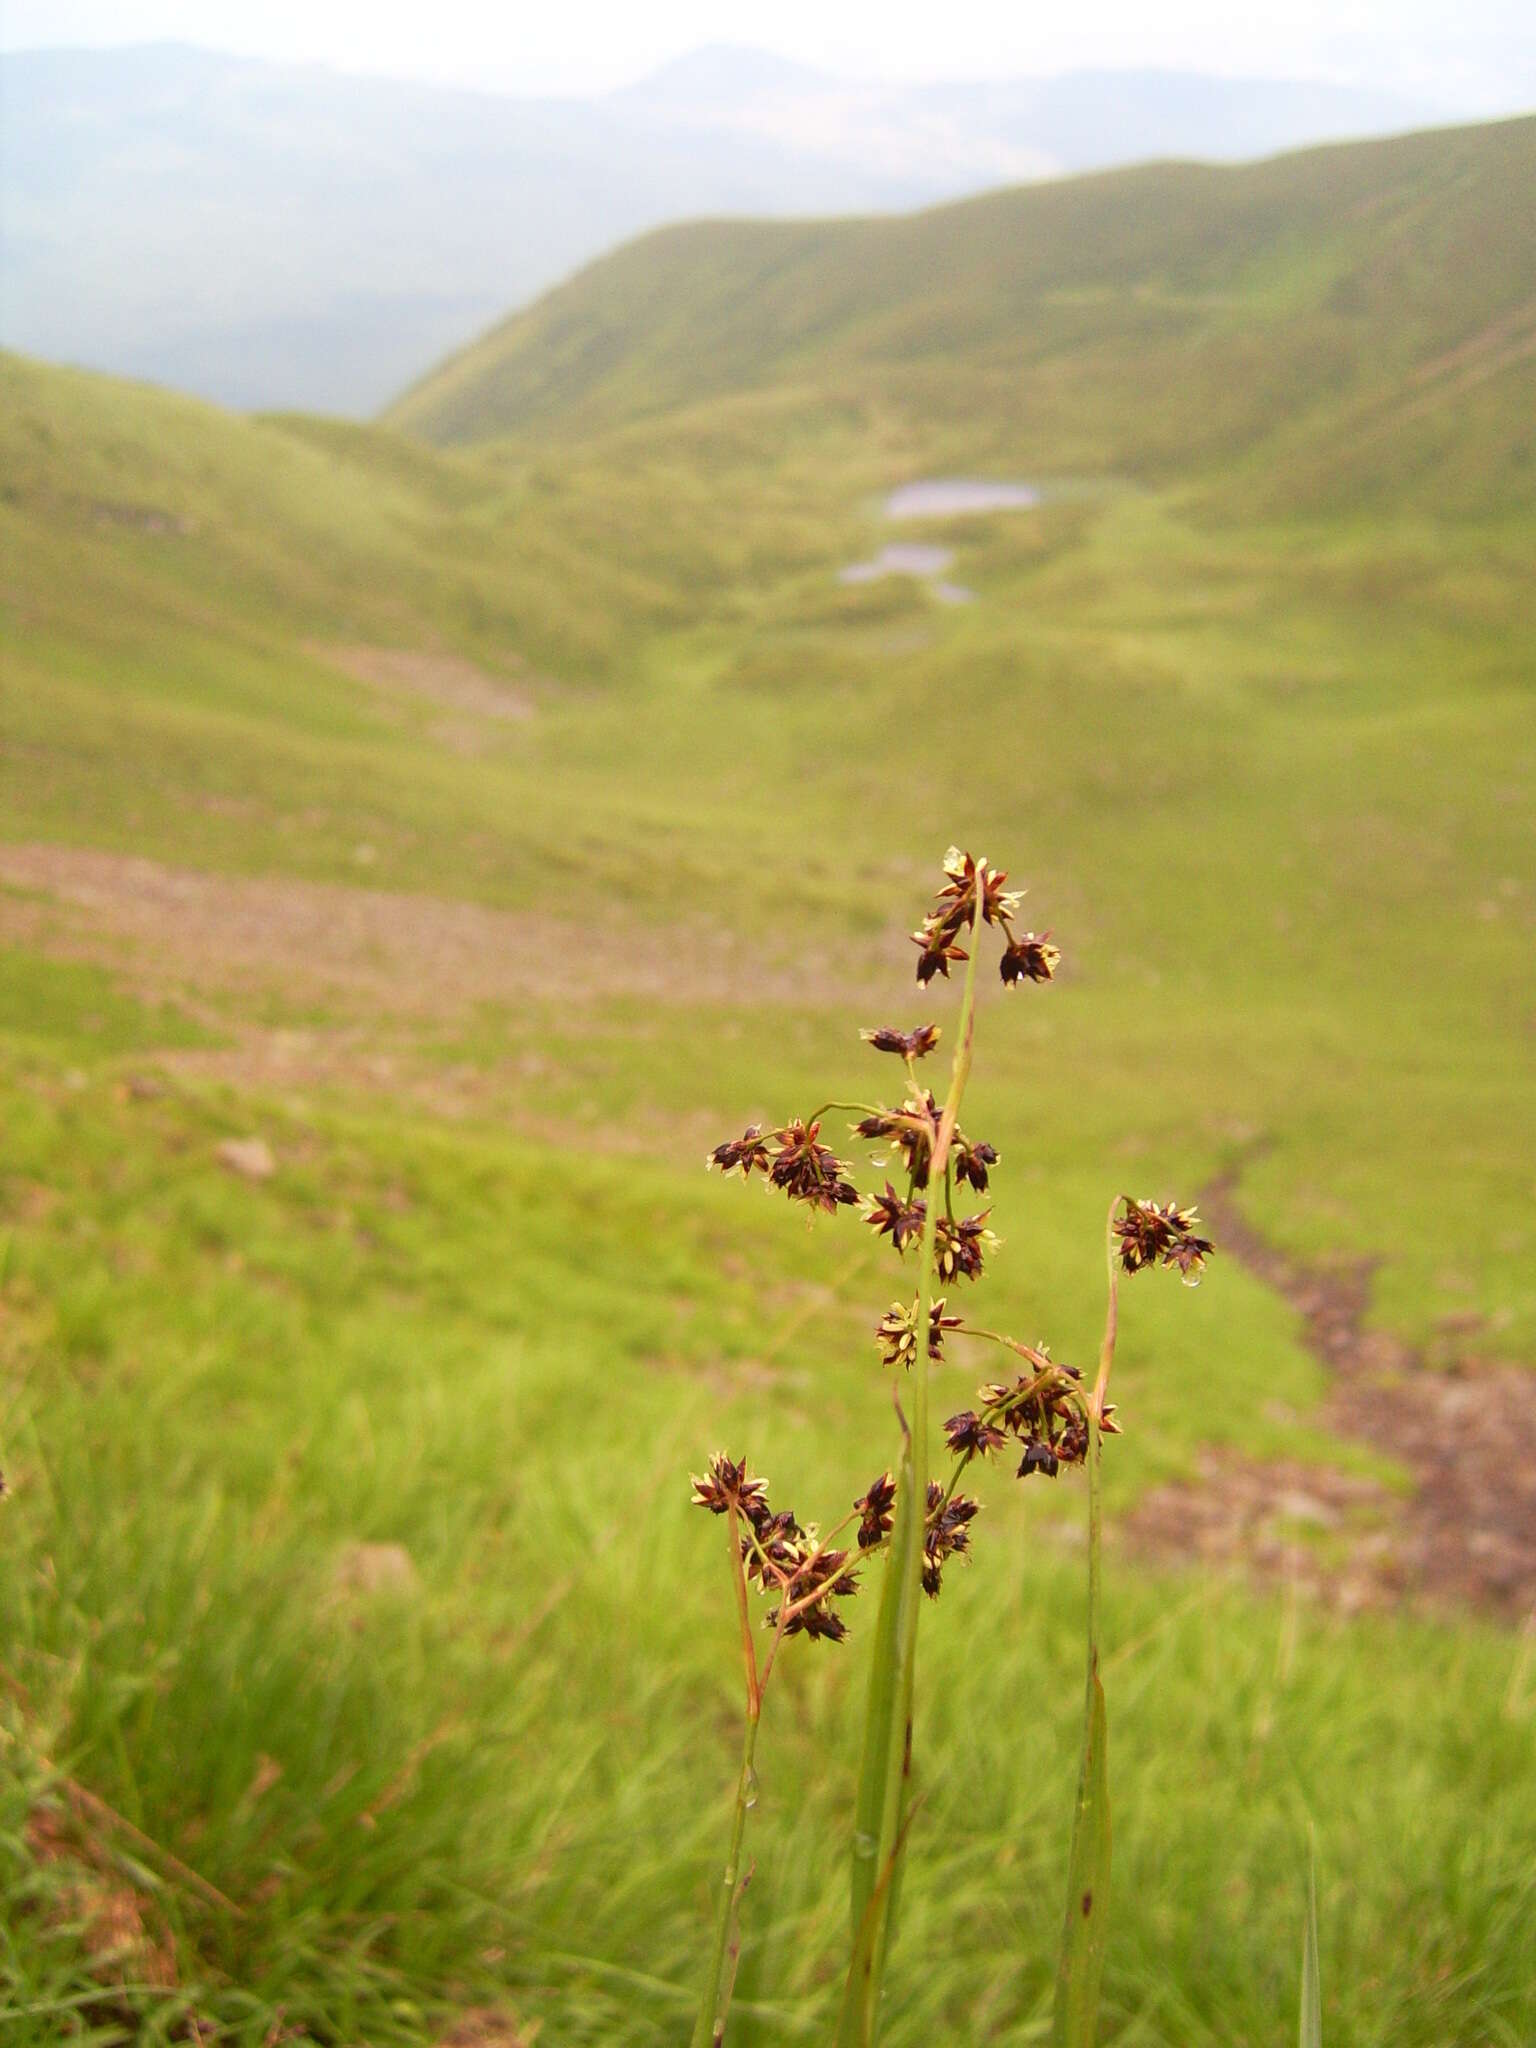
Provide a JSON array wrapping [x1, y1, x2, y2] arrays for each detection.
[[836, 1798, 924, 2048], [1299, 1837, 1322, 2048], [847, 1440, 912, 1943], [1051, 1666, 1111, 2046], [1052, 1416, 1112, 2048], [839, 1463, 918, 2047]]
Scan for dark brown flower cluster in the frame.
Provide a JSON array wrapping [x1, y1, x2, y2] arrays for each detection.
[[854, 1093, 996, 1200], [863, 1182, 926, 1253], [744, 1507, 808, 1588], [952, 1135, 998, 1193], [911, 845, 1061, 990], [708, 1119, 859, 1214], [1112, 1198, 1214, 1281], [860, 1023, 941, 1060], [944, 1347, 1114, 1481], [999, 931, 1062, 985], [691, 1453, 862, 1645], [690, 1452, 770, 1519], [766, 1544, 858, 1641], [941, 1410, 1007, 1459], [706, 1126, 772, 1178], [854, 1094, 937, 1187], [694, 849, 1097, 1666], [935, 1212, 998, 1283], [850, 1471, 980, 1599], [854, 1472, 897, 1548], [922, 1481, 980, 1597]]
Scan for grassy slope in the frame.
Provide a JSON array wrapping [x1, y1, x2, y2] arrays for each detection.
[[387, 116, 1536, 516], [3, 115, 1535, 2046]]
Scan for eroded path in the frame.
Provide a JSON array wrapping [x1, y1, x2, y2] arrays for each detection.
[[1127, 1172, 1536, 1618]]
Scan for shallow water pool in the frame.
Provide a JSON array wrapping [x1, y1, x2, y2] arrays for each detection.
[[885, 478, 1040, 519]]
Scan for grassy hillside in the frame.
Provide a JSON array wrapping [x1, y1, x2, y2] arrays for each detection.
[[389, 116, 1536, 518], [3, 116, 1535, 2041]]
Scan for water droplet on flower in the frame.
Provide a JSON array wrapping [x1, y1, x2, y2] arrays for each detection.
[[853, 1830, 878, 1863]]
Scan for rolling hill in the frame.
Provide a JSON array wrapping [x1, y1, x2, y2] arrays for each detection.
[[389, 115, 1536, 518]]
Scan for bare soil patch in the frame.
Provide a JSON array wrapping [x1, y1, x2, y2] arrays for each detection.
[[312, 643, 536, 722], [25, 1805, 179, 1992], [435, 2015, 539, 2047], [1126, 1172, 1536, 1618], [0, 842, 856, 1024]]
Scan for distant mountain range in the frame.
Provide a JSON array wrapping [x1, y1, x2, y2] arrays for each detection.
[[0, 41, 1443, 415]]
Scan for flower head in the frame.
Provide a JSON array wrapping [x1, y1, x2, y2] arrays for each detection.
[[935, 1212, 998, 1283], [768, 1121, 860, 1214], [743, 1508, 806, 1585], [874, 1295, 962, 1367], [874, 1300, 921, 1369], [855, 1472, 898, 1549], [690, 1453, 771, 1521], [927, 1299, 963, 1357], [1017, 1439, 1059, 1478], [952, 1134, 999, 1194], [861, 1023, 941, 1060], [856, 1093, 941, 1189], [912, 928, 969, 984], [1113, 1198, 1215, 1279], [999, 932, 1061, 987], [863, 1182, 927, 1254], [943, 1410, 1007, 1459], [934, 848, 1020, 934], [770, 1598, 850, 1644], [921, 1480, 981, 1597], [766, 1544, 859, 1642], [708, 1126, 773, 1178]]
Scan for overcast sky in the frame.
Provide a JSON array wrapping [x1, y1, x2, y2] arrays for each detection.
[[4, 0, 1533, 111]]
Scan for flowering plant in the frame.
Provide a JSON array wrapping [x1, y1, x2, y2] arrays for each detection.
[[690, 849, 1212, 2047]]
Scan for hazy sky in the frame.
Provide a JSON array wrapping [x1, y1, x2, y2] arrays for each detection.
[[4, 0, 1533, 111]]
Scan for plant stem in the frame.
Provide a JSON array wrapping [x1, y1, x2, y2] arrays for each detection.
[[843, 888, 987, 2042], [1091, 1198, 1120, 1426], [692, 1507, 762, 2048], [690, 1704, 761, 2048], [807, 1100, 884, 1126], [1050, 1203, 1120, 2046], [1086, 1199, 1121, 1669]]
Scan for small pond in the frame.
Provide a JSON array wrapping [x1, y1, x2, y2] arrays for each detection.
[[837, 480, 1040, 603], [838, 543, 975, 605], [839, 543, 954, 585], [884, 478, 1040, 520]]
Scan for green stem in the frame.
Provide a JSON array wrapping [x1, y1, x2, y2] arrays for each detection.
[[692, 1504, 763, 2048], [1086, 1202, 1120, 1674], [842, 886, 987, 2043], [1050, 1203, 1120, 2046], [690, 1707, 760, 2048]]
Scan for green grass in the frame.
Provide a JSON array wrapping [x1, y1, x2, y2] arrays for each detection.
[[2, 112, 1535, 2045], [3, 1061, 1532, 2046]]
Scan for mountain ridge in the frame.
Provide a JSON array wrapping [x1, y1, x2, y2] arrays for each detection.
[[0, 41, 1450, 414], [385, 113, 1536, 519]]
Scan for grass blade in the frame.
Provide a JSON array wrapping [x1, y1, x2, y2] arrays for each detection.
[[1299, 1836, 1322, 2048], [840, 1442, 918, 2046], [1052, 1413, 1112, 2048]]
